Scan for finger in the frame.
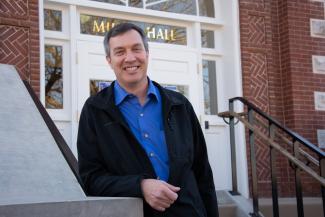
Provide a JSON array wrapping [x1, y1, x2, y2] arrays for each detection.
[[153, 201, 171, 212], [155, 206, 166, 212], [154, 194, 174, 204], [164, 182, 181, 192], [162, 187, 178, 201]]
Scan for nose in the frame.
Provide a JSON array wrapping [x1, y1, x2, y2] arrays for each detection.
[[125, 51, 136, 62]]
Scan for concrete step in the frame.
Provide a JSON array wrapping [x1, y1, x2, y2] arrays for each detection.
[[217, 191, 252, 217], [259, 197, 323, 217]]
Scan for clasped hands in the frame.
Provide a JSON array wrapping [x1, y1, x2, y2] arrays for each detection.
[[141, 179, 181, 212]]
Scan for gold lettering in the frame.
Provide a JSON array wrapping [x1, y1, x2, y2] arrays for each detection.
[[170, 29, 176, 41], [93, 20, 105, 33], [156, 28, 164, 40], [164, 29, 169, 40], [146, 27, 156, 39], [106, 22, 110, 32]]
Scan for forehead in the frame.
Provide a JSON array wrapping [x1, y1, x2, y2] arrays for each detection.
[[109, 29, 144, 49]]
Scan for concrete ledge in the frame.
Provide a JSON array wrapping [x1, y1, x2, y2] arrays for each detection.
[[0, 198, 143, 217]]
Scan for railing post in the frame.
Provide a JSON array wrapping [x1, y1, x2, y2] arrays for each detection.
[[293, 140, 304, 217], [320, 157, 325, 217], [229, 99, 239, 195], [248, 108, 260, 216], [269, 123, 279, 217]]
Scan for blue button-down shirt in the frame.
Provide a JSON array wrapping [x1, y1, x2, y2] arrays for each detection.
[[114, 80, 169, 181]]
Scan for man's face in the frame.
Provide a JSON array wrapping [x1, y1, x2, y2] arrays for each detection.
[[107, 29, 149, 88]]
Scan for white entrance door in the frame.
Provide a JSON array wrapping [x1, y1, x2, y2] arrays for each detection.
[[74, 41, 231, 190], [76, 41, 200, 118]]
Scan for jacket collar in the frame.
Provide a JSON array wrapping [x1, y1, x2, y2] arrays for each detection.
[[88, 80, 184, 119]]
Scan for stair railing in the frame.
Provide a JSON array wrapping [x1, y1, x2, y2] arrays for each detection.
[[219, 97, 325, 217]]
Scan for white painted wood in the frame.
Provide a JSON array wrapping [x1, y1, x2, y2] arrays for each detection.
[[46, 0, 224, 25], [39, 0, 247, 194], [44, 39, 71, 121], [39, 0, 45, 105], [69, 4, 79, 156]]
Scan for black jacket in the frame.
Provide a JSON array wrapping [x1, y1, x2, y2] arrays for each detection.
[[77, 81, 219, 217]]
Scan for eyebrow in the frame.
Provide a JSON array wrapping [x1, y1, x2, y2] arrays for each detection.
[[112, 43, 143, 51]]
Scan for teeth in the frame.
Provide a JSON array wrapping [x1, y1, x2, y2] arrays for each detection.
[[125, 66, 138, 71]]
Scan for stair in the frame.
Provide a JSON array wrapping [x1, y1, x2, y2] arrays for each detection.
[[259, 197, 324, 217], [217, 190, 323, 217], [0, 64, 142, 217], [217, 191, 253, 217]]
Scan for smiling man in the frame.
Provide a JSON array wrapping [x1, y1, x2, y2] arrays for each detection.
[[77, 23, 219, 217]]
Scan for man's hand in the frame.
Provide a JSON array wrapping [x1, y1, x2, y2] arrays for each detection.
[[141, 179, 181, 212]]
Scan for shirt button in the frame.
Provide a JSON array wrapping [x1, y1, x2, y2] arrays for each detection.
[[140, 113, 144, 117], [144, 133, 149, 138], [149, 152, 154, 157]]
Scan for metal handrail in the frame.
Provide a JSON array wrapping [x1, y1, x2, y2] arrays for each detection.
[[232, 111, 325, 186], [219, 97, 325, 217], [230, 97, 325, 157], [254, 117, 320, 167]]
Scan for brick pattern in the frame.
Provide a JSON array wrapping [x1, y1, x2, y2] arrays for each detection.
[[0, 0, 39, 95], [240, 0, 274, 196], [240, 0, 325, 197], [0, 0, 28, 19], [0, 25, 30, 81], [248, 53, 269, 112], [248, 16, 266, 45]]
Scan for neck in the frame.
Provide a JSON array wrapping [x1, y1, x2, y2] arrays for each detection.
[[119, 78, 148, 105]]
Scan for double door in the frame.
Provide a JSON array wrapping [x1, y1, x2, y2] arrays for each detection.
[[74, 41, 231, 190]]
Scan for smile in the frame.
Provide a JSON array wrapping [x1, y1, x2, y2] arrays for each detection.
[[123, 66, 140, 71]]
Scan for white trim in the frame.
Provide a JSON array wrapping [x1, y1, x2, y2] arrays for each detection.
[[46, 0, 224, 25], [146, 0, 168, 7], [310, 18, 325, 38], [232, 0, 249, 198], [76, 7, 196, 48], [44, 3, 70, 39], [39, 0, 45, 105], [69, 4, 79, 156], [201, 48, 223, 57], [44, 39, 71, 121]]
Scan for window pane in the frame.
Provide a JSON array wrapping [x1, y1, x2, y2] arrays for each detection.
[[129, 0, 143, 8], [146, 0, 196, 16], [162, 84, 189, 98], [91, 0, 125, 5], [201, 30, 215, 48], [80, 14, 187, 45], [44, 9, 62, 31], [90, 80, 112, 96], [198, 0, 215, 17], [45, 45, 63, 109], [202, 60, 217, 115]]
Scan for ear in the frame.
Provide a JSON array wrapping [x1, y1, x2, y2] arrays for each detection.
[[106, 55, 112, 66]]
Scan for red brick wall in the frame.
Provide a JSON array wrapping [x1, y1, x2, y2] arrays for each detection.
[[0, 0, 40, 95], [239, 0, 325, 197]]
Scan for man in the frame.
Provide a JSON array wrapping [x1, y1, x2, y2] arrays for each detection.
[[77, 23, 219, 217]]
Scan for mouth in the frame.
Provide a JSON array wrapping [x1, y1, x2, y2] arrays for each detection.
[[123, 66, 140, 72]]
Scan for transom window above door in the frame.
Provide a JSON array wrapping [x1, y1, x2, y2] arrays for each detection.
[[90, 0, 215, 17]]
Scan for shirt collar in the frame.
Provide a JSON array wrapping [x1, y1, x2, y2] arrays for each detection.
[[114, 78, 159, 106]]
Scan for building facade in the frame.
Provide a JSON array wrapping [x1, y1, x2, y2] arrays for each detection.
[[0, 0, 324, 198]]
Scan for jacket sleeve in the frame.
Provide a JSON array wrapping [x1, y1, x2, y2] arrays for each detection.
[[186, 102, 219, 217], [77, 102, 146, 197]]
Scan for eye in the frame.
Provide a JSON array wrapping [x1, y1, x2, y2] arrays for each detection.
[[133, 46, 143, 52], [114, 50, 124, 56]]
